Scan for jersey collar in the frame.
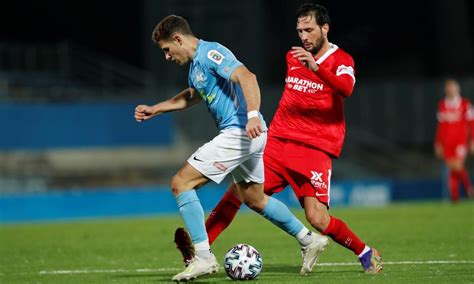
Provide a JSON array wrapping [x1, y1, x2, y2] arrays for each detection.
[[445, 95, 461, 108], [315, 43, 338, 65]]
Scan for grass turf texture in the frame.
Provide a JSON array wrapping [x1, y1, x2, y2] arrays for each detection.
[[1, 201, 473, 283]]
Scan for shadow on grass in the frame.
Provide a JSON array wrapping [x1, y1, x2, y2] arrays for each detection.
[[262, 264, 358, 275], [110, 265, 361, 282], [112, 272, 225, 283]]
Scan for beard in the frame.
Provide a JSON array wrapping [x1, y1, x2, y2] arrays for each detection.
[[306, 36, 325, 55]]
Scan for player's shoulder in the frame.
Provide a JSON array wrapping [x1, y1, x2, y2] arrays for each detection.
[[461, 96, 471, 104], [333, 46, 354, 65], [197, 39, 235, 65]]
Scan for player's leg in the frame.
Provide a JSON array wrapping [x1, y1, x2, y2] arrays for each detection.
[[263, 137, 329, 275], [447, 161, 460, 202], [233, 135, 326, 275], [236, 181, 310, 240], [443, 145, 472, 201], [232, 133, 309, 239], [284, 144, 381, 274], [233, 134, 314, 244], [204, 136, 290, 246], [176, 183, 241, 266], [174, 137, 292, 266], [205, 182, 242, 245], [449, 147, 473, 199], [303, 196, 381, 274], [173, 129, 262, 275], [170, 162, 219, 281]]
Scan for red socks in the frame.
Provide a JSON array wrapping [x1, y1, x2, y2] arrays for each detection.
[[449, 170, 460, 202], [322, 216, 366, 255], [205, 190, 242, 245], [449, 169, 473, 201]]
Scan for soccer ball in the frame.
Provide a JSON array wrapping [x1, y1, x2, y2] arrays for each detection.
[[224, 243, 263, 280]]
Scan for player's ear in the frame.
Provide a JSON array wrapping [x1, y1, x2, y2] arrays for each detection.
[[173, 34, 183, 46], [322, 23, 329, 37]]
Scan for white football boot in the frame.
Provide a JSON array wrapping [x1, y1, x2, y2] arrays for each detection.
[[300, 233, 329, 275], [171, 254, 219, 281]]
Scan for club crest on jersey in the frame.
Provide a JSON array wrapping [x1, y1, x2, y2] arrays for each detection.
[[310, 171, 327, 189], [207, 50, 225, 65]]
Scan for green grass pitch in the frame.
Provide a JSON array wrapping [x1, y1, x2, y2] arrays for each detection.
[[1, 201, 473, 283]]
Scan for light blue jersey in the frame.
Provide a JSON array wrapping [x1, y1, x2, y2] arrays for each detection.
[[188, 40, 267, 131]]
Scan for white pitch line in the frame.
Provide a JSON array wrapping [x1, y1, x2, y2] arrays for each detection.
[[318, 260, 474, 266], [39, 267, 179, 275], [38, 260, 474, 275]]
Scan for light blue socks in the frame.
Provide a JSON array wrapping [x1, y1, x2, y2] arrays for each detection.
[[260, 196, 304, 236], [175, 190, 207, 244]]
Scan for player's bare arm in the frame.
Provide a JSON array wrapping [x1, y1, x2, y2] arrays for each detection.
[[135, 88, 201, 122], [230, 65, 263, 139]]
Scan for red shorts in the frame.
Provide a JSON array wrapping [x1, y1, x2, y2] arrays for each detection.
[[443, 143, 467, 160], [263, 136, 332, 207]]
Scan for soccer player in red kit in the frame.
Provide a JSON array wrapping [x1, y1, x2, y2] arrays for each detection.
[[175, 3, 382, 275], [434, 79, 473, 202]]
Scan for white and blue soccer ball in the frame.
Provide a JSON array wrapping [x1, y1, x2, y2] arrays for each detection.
[[224, 243, 263, 280]]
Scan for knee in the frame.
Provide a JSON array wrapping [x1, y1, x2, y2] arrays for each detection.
[[448, 160, 464, 172], [305, 210, 330, 232], [244, 198, 264, 212], [242, 193, 267, 212], [170, 174, 184, 196]]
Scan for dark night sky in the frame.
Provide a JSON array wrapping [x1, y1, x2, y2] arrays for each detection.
[[1, 1, 473, 81]]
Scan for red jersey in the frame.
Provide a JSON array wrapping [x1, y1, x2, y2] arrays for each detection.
[[268, 44, 355, 158], [435, 96, 473, 147]]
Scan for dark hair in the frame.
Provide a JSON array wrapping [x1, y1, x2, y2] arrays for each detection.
[[152, 15, 194, 44], [296, 3, 330, 26]]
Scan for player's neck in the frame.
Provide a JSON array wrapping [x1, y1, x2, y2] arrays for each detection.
[[313, 41, 330, 58], [185, 37, 200, 60]]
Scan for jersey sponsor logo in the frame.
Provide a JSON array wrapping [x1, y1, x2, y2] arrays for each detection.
[[207, 50, 225, 65], [310, 171, 327, 189], [437, 110, 462, 122], [290, 66, 302, 71], [285, 76, 323, 94]]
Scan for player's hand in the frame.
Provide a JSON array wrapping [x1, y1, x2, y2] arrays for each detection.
[[246, 117, 263, 139], [134, 105, 155, 122], [290, 46, 318, 72], [434, 144, 443, 159]]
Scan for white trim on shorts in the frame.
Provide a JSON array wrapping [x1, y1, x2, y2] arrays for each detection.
[[187, 128, 267, 184]]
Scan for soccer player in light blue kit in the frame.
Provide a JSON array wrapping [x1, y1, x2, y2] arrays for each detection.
[[135, 15, 325, 281]]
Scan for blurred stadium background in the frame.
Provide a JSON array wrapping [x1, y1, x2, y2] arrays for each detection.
[[0, 0, 474, 222]]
